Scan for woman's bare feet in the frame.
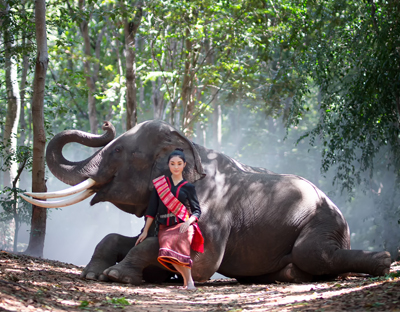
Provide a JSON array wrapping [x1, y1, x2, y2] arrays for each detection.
[[178, 285, 196, 291], [186, 284, 196, 290]]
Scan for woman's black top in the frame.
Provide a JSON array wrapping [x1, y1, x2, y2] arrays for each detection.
[[145, 176, 201, 226]]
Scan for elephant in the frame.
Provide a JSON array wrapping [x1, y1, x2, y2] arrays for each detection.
[[22, 120, 392, 285]]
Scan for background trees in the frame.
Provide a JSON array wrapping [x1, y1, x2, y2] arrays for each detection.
[[0, 0, 398, 260]]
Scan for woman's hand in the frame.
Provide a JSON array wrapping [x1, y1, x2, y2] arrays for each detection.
[[136, 217, 154, 245], [179, 220, 191, 233], [135, 231, 148, 245]]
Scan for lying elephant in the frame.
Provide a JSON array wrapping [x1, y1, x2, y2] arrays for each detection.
[[22, 120, 391, 284]]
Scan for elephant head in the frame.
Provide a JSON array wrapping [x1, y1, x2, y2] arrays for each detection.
[[22, 120, 206, 217]]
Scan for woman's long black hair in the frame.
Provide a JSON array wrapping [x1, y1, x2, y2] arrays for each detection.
[[168, 148, 186, 163]]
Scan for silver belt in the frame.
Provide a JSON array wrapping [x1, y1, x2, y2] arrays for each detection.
[[159, 213, 175, 218]]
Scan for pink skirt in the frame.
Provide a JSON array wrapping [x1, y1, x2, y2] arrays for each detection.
[[158, 223, 194, 272]]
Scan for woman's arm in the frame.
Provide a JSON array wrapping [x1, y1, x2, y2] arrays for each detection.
[[179, 215, 198, 233], [186, 184, 201, 221], [136, 188, 158, 245], [135, 216, 154, 245], [180, 184, 201, 233]]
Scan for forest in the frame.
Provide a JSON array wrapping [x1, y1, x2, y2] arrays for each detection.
[[0, 0, 399, 266]]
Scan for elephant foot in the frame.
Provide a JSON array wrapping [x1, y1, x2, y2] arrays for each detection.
[[370, 251, 391, 276], [281, 263, 313, 283], [81, 258, 113, 282], [80, 233, 138, 282], [103, 262, 143, 285]]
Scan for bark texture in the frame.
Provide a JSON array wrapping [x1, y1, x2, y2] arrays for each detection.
[[124, 5, 142, 130], [2, 0, 21, 188], [25, 0, 49, 258], [79, 0, 105, 134], [181, 28, 198, 138], [19, 1, 29, 145], [212, 97, 222, 151]]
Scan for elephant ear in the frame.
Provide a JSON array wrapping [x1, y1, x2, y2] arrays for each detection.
[[152, 128, 206, 184]]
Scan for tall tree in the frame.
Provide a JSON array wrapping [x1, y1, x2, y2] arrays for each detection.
[[78, 0, 105, 134], [279, 1, 400, 192], [1, 0, 21, 188], [124, 2, 142, 130], [25, 0, 49, 257], [141, 0, 270, 137]]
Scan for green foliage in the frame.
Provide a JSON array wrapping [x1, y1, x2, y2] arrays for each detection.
[[78, 297, 131, 310], [369, 270, 400, 281], [0, 141, 33, 173], [0, 187, 32, 225], [105, 297, 131, 308], [1, 0, 399, 256], [78, 300, 90, 309], [139, 0, 277, 131], [280, 0, 400, 193]]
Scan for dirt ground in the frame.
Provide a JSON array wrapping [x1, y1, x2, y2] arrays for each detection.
[[0, 250, 400, 312]]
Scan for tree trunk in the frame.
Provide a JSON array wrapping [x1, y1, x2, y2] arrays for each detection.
[[195, 121, 206, 147], [181, 29, 194, 135], [150, 34, 165, 120], [124, 7, 142, 130], [12, 160, 26, 252], [81, 20, 98, 134], [79, 0, 105, 134], [25, 0, 48, 258], [230, 105, 242, 153], [19, 1, 29, 146], [19, 37, 29, 146], [212, 96, 222, 151], [2, 0, 21, 188], [152, 77, 164, 119]]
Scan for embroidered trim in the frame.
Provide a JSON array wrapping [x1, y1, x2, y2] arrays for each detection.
[[153, 175, 205, 253], [153, 176, 190, 222], [157, 248, 193, 272], [159, 247, 191, 259], [176, 181, 188, 198], [159, 213, 175, 218]]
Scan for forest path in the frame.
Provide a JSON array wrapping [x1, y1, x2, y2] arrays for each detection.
[[0, 251, 399, 311]]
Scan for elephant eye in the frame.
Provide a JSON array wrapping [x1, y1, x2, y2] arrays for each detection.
[[115, 146, 122, 153]]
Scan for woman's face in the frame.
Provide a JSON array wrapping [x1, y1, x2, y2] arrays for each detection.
[[169, 156, 186, 176]]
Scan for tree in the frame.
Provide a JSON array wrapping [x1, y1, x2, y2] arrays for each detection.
[[257, 0, 400, 257], [141, 0, 269, 136], [0, 149, 31, 252], [123, 1, 142, 130], [25, 0, 49, 257], [267, 1, 400, 193], [1, 0, 21, 188], [77, 0, 105, 134]]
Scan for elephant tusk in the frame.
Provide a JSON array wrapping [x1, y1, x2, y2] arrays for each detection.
[[20, 189, 94, 208], [24, 178, 96, 199]]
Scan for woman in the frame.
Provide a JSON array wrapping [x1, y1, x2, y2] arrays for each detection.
[[135, 148, 204, 290]]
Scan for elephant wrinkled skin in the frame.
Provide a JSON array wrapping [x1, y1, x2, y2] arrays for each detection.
[[31, 120, 391, 284]]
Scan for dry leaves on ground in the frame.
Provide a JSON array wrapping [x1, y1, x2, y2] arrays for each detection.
[[0, 250, 399, 311]]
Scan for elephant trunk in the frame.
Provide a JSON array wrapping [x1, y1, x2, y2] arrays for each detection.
[[46, 121, 116, 186]]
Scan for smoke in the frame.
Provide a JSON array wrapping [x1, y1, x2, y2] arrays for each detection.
[[193, 104, 399, 260]]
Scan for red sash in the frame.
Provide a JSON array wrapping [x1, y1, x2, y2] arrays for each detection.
[[153, 176, 204, 253]]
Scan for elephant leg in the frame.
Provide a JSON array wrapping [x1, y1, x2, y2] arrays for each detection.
[[236, 263, 313, 284], [103, 237, 170, 285], [310, 249, 391, 276], [191, 228, 230, 283], [192, 248, 225, 283], [292, 225, 391, 277], [81, 234, 137, 281]]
